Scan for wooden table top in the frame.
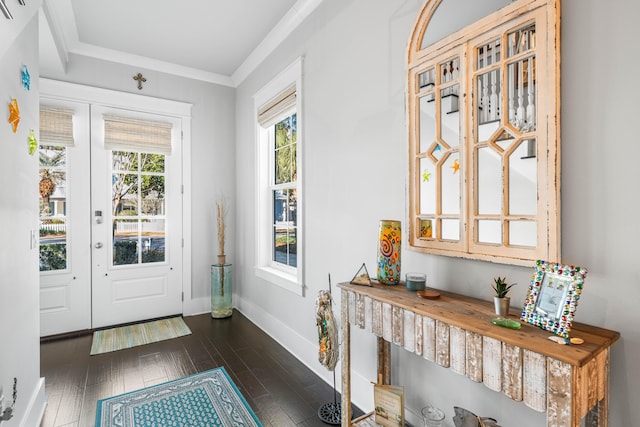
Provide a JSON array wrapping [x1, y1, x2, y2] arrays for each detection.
[[338, 281, 620, 367]]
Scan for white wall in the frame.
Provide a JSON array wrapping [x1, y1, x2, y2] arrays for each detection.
[[0, 16, 46, 427], [234, 1, 640, 426]]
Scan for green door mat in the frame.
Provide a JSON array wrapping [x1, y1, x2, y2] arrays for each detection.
[[90, 317, 191, 355]]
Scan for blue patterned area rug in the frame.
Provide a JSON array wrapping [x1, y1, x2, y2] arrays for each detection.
[[95, 367, 262, 427]]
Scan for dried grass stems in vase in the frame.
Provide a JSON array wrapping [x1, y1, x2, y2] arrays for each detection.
[[215, 197, 228, 298], [216, 198, 227, 266]]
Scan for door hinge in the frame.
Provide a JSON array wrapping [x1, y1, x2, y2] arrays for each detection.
[[181, 292, 184, 302], [181, 238, 184, 248], [181, 184, 184, 194]]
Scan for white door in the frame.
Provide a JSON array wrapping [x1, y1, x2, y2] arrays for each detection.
[[90, 106, 183, 328], [39, 99, 92, 337]]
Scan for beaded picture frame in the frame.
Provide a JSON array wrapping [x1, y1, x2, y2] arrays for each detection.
[[520, 260, 588, 338]]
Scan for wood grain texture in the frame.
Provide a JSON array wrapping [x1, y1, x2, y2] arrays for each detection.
[[465, 331, 483, 382], [338, 282, 619, 427], [355, 293, 365, 329], [422, 315, 436, 362], [502, 343, 523, 401], [435, 320, 450, 368], [547, 358, 572, 427], [414, 314, 423, 356], [382, 302, 392, 342], [403, 310, 415, 353], [482, 336, 502, 392], [372, 299, 383, 337], [450, 326, 466, 375], [41, 311, 361, 427], [348, 291, 356, 325], [364, 296, 373, 333], [338, 281, 619, 367], [392, 305, 404, 347], [523, 349, 546, 411]]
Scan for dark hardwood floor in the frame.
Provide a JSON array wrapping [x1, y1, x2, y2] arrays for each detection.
[[40, 310, 361, 426]]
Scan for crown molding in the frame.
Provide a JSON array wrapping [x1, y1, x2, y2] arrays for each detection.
[[41, 0, 323, 88]]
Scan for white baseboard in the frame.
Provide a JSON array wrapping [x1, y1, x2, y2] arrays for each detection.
[[18, 377, 46, 427], [183, 295, 210, 316]]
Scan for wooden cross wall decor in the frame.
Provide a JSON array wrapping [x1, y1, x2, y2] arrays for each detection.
[[133, 73, 147, 90]]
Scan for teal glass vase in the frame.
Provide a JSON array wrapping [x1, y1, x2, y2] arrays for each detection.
[[211, 264, 232, 318]]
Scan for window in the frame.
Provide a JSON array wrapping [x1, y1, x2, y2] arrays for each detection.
[[104, 114, 172, 266], [407, 0, 560, 265], [255, 58, 303, 294], [39, 105, 74, 272]]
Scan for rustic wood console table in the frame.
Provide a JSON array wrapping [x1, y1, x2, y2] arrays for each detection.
[[338, 282, 619, 427]]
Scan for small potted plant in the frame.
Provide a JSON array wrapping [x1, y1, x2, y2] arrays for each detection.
[[492, 276, 516, 317]]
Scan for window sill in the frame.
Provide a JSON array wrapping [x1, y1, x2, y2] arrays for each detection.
[[255, 266, 303, 296]]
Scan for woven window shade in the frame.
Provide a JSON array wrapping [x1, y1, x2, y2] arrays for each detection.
[[104, 114, 173, 154], [40, 105, 75, 146], [257, 84, 296, 127]]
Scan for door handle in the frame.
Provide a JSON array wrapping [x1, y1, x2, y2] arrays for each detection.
[[95, 242, 104, 249]]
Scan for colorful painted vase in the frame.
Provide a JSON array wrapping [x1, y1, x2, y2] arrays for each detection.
[[377, 220, 401, 285]]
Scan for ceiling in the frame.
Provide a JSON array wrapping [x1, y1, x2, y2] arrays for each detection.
[[39, 0, 321, 87]]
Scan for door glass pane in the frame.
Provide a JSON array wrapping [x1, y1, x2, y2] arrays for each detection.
[[39, 145, 68, 272], [141, 175, 165, 215], [111, 151, 167, 266], [142, 219, 165, 263], [113, 219, 139, 265]]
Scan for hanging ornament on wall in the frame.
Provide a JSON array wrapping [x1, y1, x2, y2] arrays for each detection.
[[8, 98, 20, 133], [21, 65, 30, 91], [28, 129, 37, 155]]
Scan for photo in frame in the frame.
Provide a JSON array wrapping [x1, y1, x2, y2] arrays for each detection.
[[521, 260, 587, 338]]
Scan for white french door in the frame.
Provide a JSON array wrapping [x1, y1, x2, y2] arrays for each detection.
[[39, 84, 187, 336], [39, 99, 92, 337], [90, 106, 183, 329]]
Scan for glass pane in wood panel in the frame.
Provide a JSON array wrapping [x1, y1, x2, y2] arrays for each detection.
[[441, 154, 460, 214], [507, 24, 536, 57], [419, 218, 433, 239], [442, 219, 460, 241], [477, 147, 502, 215], [419, 157, 436, 215], [509, 139, 537, 215], [477, 219, 502, 244], [507, 57, 536, 131], [508, 220, 536, 247], [419, 93, 436, 153], [440, 84, 460, 148]]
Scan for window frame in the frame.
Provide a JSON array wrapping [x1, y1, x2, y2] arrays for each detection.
[[254, 58, 304, 295], [407, 0, 560, 266]]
